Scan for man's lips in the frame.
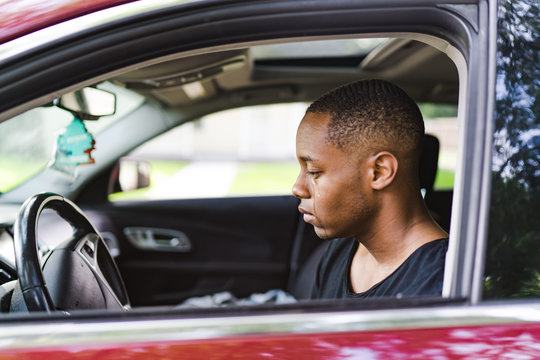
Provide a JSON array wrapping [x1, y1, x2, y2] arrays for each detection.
[[298, 206, 316, 223]]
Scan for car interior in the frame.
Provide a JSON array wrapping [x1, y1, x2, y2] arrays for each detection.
[[0, 35, 460, 313]]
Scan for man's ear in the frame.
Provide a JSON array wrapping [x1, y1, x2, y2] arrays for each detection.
[[368, 151, 398, 190]]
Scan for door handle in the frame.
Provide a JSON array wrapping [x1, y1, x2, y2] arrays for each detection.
[[123, 227, 192, 252]]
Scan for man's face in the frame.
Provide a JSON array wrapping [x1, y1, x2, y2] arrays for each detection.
[[292, 112, 374, 239]]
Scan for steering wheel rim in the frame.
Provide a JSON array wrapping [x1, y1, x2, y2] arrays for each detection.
[[13, 192, 103, 312]]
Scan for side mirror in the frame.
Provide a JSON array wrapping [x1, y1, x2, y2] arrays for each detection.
[[110, 159, 151, 194], [56, 87, 116, 120]]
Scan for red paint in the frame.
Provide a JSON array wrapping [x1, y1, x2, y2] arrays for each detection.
[[2, 323, 540, 359], [0, 0, 136, 44]]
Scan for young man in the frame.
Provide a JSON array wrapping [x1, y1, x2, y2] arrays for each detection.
[[292, 79, 448, 299]]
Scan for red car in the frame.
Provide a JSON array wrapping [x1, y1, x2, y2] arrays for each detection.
[[0, 0, 539, 358]]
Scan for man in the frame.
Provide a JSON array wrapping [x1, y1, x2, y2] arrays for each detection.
[[292, 79, 448, 299]]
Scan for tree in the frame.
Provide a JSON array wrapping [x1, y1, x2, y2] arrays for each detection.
[[484, 0, 540, 299]]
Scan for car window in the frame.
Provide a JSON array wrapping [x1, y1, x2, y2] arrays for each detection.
[[421, 103, 458, 190], [0, 106, 72, 193], [483, 0, 540, 299], [108, 103, 306, 201], [108, 102, 457, 201], [0, 82, 144, 194]]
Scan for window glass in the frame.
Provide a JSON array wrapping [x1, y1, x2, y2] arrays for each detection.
[[0, 82, 144, 193], [109, 102, 457, 202], [108, 103, 306, 201], [421, 103, 458, 190], [484, 0, 540, 298], [0, 106, 72, 193]]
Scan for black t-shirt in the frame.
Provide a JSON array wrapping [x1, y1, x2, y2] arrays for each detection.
[[310, 238, 448, 299]]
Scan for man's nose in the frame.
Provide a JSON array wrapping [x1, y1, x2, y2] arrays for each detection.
[[292, 172, 310, 199]]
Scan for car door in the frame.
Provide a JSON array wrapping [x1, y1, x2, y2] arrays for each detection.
[[83, 196, 314, 306]]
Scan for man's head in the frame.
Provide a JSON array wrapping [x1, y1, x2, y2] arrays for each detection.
[[292, 79, 425, 240], [307, 79, 424, 161]]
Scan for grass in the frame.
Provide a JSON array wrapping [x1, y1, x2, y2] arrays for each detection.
[[150, 159, 189, 177], [228, 162, 299, 196], [434, 168, 455, 190], [110, 160, 299, 201], [109, 160, 454, 201], [108, 160, 188, 201], [0, 156, 451, 201], [0, 157, 46, 193], [228, 163, 455, 194]]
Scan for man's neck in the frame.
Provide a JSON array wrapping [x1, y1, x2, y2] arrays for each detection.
[[349, 198, 447, 293]]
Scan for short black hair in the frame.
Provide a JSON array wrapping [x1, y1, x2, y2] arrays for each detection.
[[306, 79, 424, 159]]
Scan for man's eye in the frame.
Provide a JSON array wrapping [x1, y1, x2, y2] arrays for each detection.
[[307, 170, 321, 177]]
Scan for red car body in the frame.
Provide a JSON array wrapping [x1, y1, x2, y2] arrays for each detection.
[[3, 318, 540, 358], [0, 0, 132, 43]]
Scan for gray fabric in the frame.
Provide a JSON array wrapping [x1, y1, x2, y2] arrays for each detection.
[[177, 289, 296, 308]]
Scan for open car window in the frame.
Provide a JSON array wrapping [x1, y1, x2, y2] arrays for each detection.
[[0, 34, 462, 316], [108, 103, 306, 201], [108, 102, 457, 202], [0, 34, 462, 309]]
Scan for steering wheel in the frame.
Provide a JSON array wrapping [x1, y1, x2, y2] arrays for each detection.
[[13, 192, 129, 312]]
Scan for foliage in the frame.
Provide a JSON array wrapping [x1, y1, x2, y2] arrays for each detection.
[[484, 0, 540, 299], [418, 103, 457, 119], [434, 168, 454, 190]]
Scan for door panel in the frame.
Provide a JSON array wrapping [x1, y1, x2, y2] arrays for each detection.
[[84, 195, 303, 306]]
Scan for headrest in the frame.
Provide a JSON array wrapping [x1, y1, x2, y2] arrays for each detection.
[[419, 134, 440, 191]]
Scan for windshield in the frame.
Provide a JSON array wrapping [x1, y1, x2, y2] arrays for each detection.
[[0, 82, 144, 195]]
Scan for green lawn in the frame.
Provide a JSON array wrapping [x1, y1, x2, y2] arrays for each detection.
[[0, 157, 46, 193], [434, 168, 455, 190], [106, 160, 454, 201], [108, 160, 188, 201], [229, 163, 454, 194], [228, 162, 299, 196], [2, 154, 453, 200]]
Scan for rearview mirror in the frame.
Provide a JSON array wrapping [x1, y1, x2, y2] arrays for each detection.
[[56, 87, 116, 120]]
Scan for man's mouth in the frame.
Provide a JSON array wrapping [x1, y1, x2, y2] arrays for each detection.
[[298, 206, 316, 223]]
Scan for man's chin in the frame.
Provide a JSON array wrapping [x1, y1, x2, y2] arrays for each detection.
[[313, 226, 334, 240]]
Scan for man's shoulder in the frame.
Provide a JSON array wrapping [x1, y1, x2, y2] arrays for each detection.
[[377, 237, 448, 297], [410, 238, 448, 264]]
